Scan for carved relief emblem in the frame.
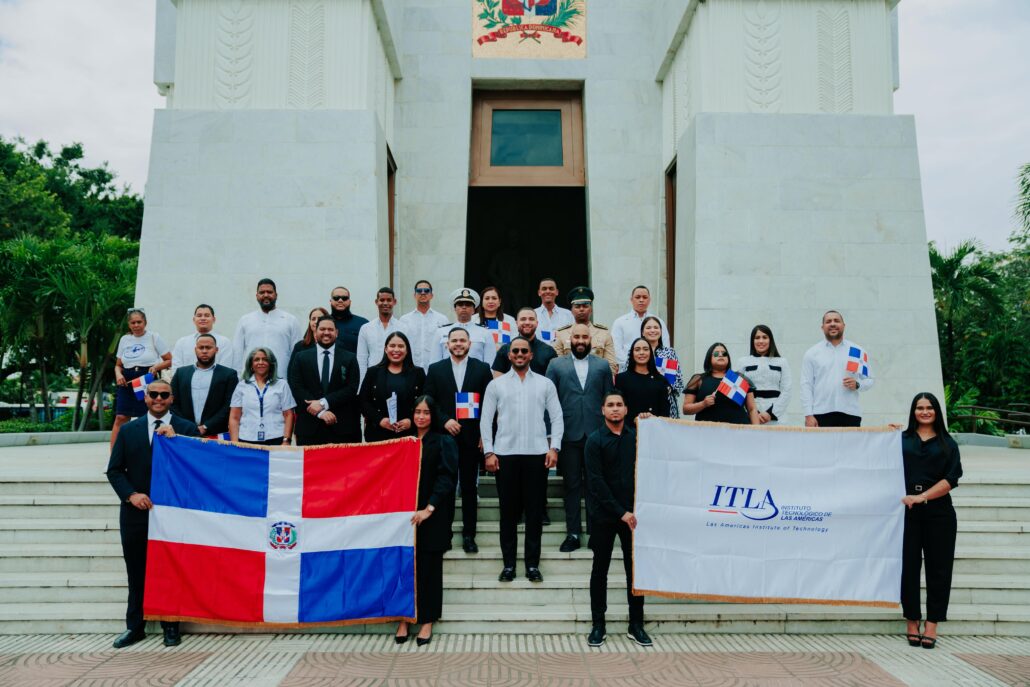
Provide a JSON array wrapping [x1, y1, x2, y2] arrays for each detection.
[[472, 0, 587, 59]]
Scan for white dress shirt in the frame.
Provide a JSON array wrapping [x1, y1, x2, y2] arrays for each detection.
[[314, 344, 335, 411], [147, 411, 172, 445], [189, 365, 215, 425], [481, 369, 564, 456], [356, 316, 403, 383], [572, 355, 590, 389], [611, 311, 670, 369], [430, 321, 493, 365], [171, 332, 233, 373], [399, 308, 450, 370], [232, 309, 302, 376], [230, 378, 296, 441], [799, 338, 874, 417], [534, 304, 574, 345], [451, 356, 469, 391]]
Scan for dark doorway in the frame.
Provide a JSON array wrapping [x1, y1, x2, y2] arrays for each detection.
[[464, 186, 588, 312]]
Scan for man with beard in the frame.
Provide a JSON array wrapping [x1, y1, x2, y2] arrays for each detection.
[[553, 287, 618, 375], [481, 337, 563, 583], [800, 310, 875, 427], [424, 327, 494, 553], [546, 323, 614, 552], [491, 308, 557, 377], [232, 278, 302, 376], [288, 316, 361, 444], [328, 286, 368, 355], [170, 333, 238, 437]]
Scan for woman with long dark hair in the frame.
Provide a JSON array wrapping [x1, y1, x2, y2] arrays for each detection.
[[737, 324, 792, 424], [899, 392, 962, 650], [640, 315, 683, 417], [359, 331, 426, 442], [682, 343, 760, 425], [293, 307, 330, 355], [476, 286, 517, 351], [395, 395, 457, 647], [615, 337, 671, 425]]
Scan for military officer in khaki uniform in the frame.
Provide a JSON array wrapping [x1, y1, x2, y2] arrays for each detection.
[[554, 287, 619, 375]]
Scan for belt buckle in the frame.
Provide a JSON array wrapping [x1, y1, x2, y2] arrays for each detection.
[[914, 485, 923, 493]]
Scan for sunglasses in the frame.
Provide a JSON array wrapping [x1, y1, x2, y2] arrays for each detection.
[[510, 349, 531, 356], [331, 295, 350, 302], [414, 287, 432, 294], [127, 307, 146, 314], [712, 351, 728, 358], [147, 391, 171, 400]]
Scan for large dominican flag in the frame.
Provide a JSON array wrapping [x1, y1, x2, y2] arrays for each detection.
[[144, 435, 420, 627]]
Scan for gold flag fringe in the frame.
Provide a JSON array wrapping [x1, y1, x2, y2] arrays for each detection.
[[630, 588, 898, 608], [144, 614, 416, 629]]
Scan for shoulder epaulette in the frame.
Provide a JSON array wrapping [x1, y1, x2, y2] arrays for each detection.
[[592, 323, 608, 330], [555, 324, 573, 332]]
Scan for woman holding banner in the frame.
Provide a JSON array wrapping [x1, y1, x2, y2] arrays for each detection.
[[641, 316, 683, 418], [900, 392, 963, 650], [737, 325, 792, 425], [360, 332, 426, 442], [682, 343, 760, 425], [615, 338, 671, 425], [396, 395, 457, 647]]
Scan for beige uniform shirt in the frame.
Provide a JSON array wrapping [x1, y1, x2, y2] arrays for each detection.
[[553, 323, 618, 375]]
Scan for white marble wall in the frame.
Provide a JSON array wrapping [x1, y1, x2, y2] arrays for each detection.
[[674, 112, 943, 426], [135, 109, 390, 350]]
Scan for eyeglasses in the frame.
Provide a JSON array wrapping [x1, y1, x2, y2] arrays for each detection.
[[331, 295, 350, 302], [712, 351, 728, 358], [414, 287, 432, 294], [147, 391, 171, 400]]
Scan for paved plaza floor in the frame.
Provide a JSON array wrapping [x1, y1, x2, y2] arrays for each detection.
[[0, 633, 1027, 686]]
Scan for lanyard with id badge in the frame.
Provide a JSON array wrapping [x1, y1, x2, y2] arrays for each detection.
[[255, 382, 270, 441]]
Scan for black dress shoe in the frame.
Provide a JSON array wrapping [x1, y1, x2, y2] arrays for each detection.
[[498, 567, 516, 582], [627, 623, 653, 647], [587, 626, 606, 647], [462, 536, 479, 554], [416, 635, 432, 646], [542, 511, 551, 526], [162, 625, 181, 647], [526, 567, 544, 583], [559, 534, 581, 552], [113, 629, 146, 649]]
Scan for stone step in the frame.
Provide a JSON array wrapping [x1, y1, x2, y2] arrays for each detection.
[[956, 482, 1030, 498], [0, 601, 1027, 636], [952, 497, 1030, 521], [0, 496, 117, 519]]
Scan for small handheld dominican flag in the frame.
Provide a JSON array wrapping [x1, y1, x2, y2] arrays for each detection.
[[131, 373, 156, 401], [455, 392, 481, 420], [654, 355, 679, 385], [717, 369, 751, 406], [846, 346, 870, 376], [486, 319, 513, 346], [538, 329, 555, 344]]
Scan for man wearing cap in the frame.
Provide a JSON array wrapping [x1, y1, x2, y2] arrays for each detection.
[[554, 287, 619, 376], [430, 288, 493, 365]]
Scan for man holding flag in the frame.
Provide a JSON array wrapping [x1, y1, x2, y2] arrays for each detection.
[[492, 308, 556, 378], [800, 310, 875, 427]]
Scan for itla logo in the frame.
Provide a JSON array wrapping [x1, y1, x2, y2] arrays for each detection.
[[708, 485, 779, 521]]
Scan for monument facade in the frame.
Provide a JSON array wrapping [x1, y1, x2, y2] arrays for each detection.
[[137, 0, 940, 424]]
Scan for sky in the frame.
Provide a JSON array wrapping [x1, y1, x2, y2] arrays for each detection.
[[0, 1, 1027, 251]]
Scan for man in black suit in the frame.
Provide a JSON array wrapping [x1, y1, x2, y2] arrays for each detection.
[[287, 315, 361, 445], [546, 324, 615, 552], [424, 327, 493, 553], [106, 378, 199, 649], [170, 333, 238, 436]]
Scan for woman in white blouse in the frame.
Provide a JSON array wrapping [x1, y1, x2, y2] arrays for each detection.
[[229, 348, 296, 446], [737, 325, 792, 425]]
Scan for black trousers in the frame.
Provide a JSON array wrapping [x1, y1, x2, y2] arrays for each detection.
[[495, 454, 548, 569], [416, 548, 444, 624], [589, 520, 643, 628], [814, 412, 861, 427], [120, 506, 179, 634], [559, 438, 589, 536], [901, 502, 957, 623], [457, 439, 482, 537]]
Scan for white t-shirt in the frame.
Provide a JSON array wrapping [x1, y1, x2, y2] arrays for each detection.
[[230, 378, 296, 442], [117, 332, 170, 368]]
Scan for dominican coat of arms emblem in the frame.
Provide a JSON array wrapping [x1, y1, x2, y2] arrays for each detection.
[[472, 0, 587, 59]]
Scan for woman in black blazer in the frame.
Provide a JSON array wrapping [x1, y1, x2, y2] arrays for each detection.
[[395, 395, 457, 647], [359, 332, 426, 442], [615, 337, 672, 425]]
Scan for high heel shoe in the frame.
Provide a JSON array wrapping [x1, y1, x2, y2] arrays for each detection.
[[906, 634, 921, 647], [416, 634, 432, 646], [921, 636, 937, 649], [395, 624, 409, 644]]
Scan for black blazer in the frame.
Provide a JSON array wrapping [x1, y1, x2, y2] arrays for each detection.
[[287, 344, 361, 442], [423, 357, 493, 447], [359, 365, 426, 442], [106, 414, 200, 510], [416, 432, 458, 552], [170, 364, 239, 435]]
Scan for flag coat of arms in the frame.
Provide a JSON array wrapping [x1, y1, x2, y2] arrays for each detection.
[[717, 369, 750, 406], [654, 355, 679, 385], [455, 392, 481, 420], [486, 319, 513, 346], [846, 346, 870, 376], [144, 435, 420, 627], [131, 373, 156, 401]]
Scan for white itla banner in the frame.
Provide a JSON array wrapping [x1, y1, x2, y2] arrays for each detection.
[[632, 419, 905, 607]]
